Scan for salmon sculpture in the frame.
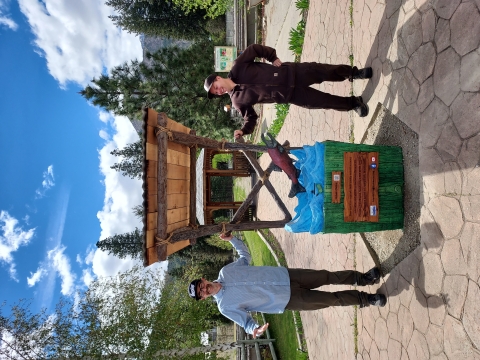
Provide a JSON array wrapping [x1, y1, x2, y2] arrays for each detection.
[[261, 132, 306, 198]]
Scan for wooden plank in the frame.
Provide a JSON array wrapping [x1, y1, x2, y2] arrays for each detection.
[[146, 143, 158, 161], [146, 125, 157, 144], [147, 108, 158, 126], [167, 179, 189, 194], [166, 239, 191, 256], [167, 163, 190, 180], [344, 152, 379, 223], [156, 113, 168, 243], [147, 194, 158, 213], [167, 219, 190, 233], [367, 152, 379, 222], [147, 212, 158, 230], [167, 149, 190, 167], [147, 247, 158, 264], [356, 153, 368, 221], [168, 141, 190, 154], [167, 206, 189, 224], [352, 153, 359, 221], [166, 117, 190, 134], [167, 193, 189, 210], [146, 230, 156, 248], [189, 129, 197, 227], [146, 161, 157, 178], [331, 171, 342, 203], [147, 177, 158, 194]]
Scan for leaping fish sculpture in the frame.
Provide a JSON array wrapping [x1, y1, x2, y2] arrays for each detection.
[[261, 132, 306, 198]]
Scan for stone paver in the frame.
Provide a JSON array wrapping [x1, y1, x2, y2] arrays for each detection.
[[259, 0, 480, 358]]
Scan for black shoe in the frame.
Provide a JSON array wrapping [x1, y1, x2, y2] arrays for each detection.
[[361, 267, 381, 286], [350, 67, 373, 81], [367, 293, 387, 307], [353, 96, 369, 117]]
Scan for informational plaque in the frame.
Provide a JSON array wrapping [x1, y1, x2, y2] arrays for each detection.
[[214, 46, 237, 72], [331, 171, 342, 204], [343, 152, 379, 222]]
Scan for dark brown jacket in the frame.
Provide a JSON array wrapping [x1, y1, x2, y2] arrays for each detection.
[[228, 44, 295, 135]]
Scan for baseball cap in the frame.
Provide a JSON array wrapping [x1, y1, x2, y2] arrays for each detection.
[[204, 74, 218, 99], [188, 279, 201, 300]]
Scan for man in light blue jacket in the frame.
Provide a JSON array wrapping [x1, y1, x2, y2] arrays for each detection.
[[188, 234, 386, 337]]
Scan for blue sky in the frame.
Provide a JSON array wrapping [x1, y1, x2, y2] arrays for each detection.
[[0, 0, 157, 313]]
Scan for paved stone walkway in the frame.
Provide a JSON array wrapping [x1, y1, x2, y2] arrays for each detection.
[[257, 0, 480, 359]]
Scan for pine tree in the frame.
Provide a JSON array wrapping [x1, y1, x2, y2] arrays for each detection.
[[80, 40, 235, 139], [110, 139, 144, 179], [105, 0, 209, 40], [96, 227, 143, 259], [79, 62, 146, 116]]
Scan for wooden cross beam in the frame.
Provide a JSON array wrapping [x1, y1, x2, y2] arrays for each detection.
[[161, 138, 293, 244]]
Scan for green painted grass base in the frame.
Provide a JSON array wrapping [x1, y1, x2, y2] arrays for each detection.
[[322, 141, 404, 233]]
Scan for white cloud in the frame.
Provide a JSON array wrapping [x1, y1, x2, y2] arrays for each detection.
[[17, 0, 142, 87], [82, 268, 94, 286], [91, 113, 143, 278], [47, 245, 75, 296], [35, 165, 55, 198], [0, 0, 18, 30], [99, 129, 110, 141], [27, 266, 47, 287], [76, 254, 82, 264], [85, 248, 95, 265], [0, 211, 36, 281], [0, 15, 17, 30], [98, 111, 111, 123]]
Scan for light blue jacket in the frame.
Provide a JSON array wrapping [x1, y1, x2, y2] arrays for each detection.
[[213, 237, 291, 334]]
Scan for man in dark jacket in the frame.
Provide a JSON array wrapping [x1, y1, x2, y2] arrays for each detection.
[[204, 44, 372, 138]]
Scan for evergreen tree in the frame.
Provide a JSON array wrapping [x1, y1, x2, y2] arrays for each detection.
[[96, 227, 143, 259], [172, 0, 232, 19], [80, 41, 235, 139], [168, 236, 233, 280], [79, 62, 145, 117], [105, 0, 209, 40], [0, 266, 229, 359], [110, 139, 144, 179]]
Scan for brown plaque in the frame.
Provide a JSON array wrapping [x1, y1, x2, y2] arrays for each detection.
[[332, 171, 342, 203], [367, 152, 379, 222], [344, 152, 379, 222]]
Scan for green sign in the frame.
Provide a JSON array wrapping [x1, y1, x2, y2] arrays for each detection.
[[214, 46, 237, 72]]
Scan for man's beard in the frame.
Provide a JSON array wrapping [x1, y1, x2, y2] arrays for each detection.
[[206, 283, 213, 294]]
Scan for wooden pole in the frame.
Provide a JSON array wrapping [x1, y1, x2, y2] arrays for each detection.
[[189, 129, 197, 244], [169, 220, 290, 242], [156, 112, 168, 261], [160, 125, 297, 152]]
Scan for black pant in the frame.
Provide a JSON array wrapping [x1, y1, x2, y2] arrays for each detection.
[[290, 63, 358, 111], [285, 268, 369, 310]]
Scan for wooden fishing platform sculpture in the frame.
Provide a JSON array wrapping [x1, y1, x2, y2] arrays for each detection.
[[141, 108, 293, 266]]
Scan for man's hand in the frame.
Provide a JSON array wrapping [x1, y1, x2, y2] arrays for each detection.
[[234, 130, 244, 139], [272, 59, 282, 67], [219, 233, 233, 241], [253, 323, 269, 339]]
